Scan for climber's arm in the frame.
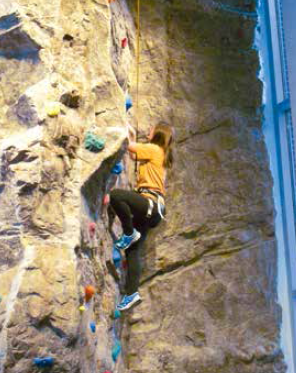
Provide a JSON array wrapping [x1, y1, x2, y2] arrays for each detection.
[[127, 123, 137, 159]]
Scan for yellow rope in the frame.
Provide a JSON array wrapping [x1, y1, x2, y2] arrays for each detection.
[[135, 0, 141, 174], [136, 0, 140, 142]]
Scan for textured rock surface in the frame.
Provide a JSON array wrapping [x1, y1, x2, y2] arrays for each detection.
[[0, 0, 286, 373]]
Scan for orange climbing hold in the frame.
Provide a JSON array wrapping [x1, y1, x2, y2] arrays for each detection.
[[85, 285, 95, 302], [108, 0, 116, 3]]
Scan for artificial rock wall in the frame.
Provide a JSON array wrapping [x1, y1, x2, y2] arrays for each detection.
[[0, 0, 287, 373]]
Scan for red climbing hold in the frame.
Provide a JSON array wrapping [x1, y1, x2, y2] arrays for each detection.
[[89, 222, 96, 237], [121, 38, 128, 48], [103, 194, 110, 206], [122, 259, 127, 270], [85, 285, 95, 302]]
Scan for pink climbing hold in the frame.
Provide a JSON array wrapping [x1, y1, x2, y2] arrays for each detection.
[[121, 37, 128, 48], [103, 194, 110, 206], [89, 222, 96, 237]]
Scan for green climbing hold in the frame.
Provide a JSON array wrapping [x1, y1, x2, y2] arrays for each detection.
[[114, 309, 121, 319], [111, 340, 121, 362], [84, 132, 105, 153]]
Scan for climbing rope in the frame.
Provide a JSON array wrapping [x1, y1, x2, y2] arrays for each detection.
[[134, 0, 141, 174], [136, 0, 141, 142]]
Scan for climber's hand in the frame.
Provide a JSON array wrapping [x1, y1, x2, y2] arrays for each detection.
[[127, 123, 136, 142]]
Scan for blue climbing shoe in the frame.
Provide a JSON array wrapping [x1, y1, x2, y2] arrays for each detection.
[[117, 292, 142, 311], [115, 229, 141, 250]]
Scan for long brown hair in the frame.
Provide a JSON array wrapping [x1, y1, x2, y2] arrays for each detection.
[[150, 123, 174, 168]]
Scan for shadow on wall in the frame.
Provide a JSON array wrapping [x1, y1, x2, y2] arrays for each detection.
[[81, 150, 124, 221], [0, 13, 41, 62]]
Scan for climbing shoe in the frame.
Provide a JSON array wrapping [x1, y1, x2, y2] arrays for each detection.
[[115, 229, 141, 250], [117, 292, 142, 311]]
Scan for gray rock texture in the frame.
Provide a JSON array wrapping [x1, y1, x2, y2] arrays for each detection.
[[0, 0, 286, 373]]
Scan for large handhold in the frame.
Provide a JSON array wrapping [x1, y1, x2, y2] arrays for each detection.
[[84, 132, 105, 152]]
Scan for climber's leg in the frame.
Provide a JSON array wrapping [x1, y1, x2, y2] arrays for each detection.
[[110, 189, 149, 234], [110, 189, 149, 249], [125, 228, 148, 295]]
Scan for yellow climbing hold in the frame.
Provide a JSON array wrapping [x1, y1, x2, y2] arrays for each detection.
[[79, 305, 86, 312], [46, 102, 61, 117]]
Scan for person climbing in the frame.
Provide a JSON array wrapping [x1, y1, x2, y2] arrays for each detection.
[[110, 123, 174, 311]]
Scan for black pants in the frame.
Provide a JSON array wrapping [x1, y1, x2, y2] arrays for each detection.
[[110, 189, 161, 295]]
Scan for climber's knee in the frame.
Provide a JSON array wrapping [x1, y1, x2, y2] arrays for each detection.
[[110, 189, 121, 205]]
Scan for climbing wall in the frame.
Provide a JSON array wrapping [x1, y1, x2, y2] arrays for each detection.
[[123, 0, 287, 372], [0, 0, 287, 373], [0, 0, 134, 372]]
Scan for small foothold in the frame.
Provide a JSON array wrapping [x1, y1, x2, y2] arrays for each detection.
[[111, 340, 122, 362], [90, 322, 96, 333], [111, 162, 124, 175], [121, 37, 128, 48], [114, 309, 121, 319], [125, 95, 132, 112], [112, 246, 121, 268], [33, 357, 54, 368], [89, 222, 96, 237], [103, 194, 110, 206], [79, 305, 86, 312], [85, 285, 96, 302], [46, 102, 61, 117]]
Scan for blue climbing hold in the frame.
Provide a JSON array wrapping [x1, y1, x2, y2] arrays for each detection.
[[112, 246, 121, 268], [114, 309, 121, 319], [111, 162, 124, 175], [111, 340, 122, 362], [125, 95, 132, 111], [90, 322, 96, 333], [33, 357, 54, 368]]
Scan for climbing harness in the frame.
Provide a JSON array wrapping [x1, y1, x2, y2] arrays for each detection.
[[137, 188, 165, 220]]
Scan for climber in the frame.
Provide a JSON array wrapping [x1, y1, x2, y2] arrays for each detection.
[[110, 123, 174, 311]]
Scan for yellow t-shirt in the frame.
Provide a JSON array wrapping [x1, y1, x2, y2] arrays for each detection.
[[134, 143, 165, 196]]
